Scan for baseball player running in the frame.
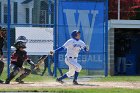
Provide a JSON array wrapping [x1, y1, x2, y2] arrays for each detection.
[[51, 30, 89, 85]]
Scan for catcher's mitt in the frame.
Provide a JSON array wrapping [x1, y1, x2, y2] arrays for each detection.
[[34, 55, 48, 70]]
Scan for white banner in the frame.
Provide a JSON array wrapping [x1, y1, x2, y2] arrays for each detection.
[[15, 27, 53, 55]]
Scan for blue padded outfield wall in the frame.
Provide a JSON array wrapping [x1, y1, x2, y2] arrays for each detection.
[[57, 0, 108, 70]]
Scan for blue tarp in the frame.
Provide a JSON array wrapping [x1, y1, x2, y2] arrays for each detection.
[[57, 1, 106, 70]]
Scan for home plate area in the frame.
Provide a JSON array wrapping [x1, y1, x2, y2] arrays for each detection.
[[0, 81, 140, 89]]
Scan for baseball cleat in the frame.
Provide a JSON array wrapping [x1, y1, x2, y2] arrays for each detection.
[[73, 80, 79, 85], [5, 79, 10, 84], [0, 80, 4, 84], [56, 78, 64, 84], [15, 78, 24, 84]]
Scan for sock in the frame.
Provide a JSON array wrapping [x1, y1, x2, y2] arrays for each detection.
[[58, 74, 68, 80], [73, 71, 79, 81]]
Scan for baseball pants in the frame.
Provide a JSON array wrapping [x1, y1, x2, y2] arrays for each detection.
[[65, 57, 82, 77]]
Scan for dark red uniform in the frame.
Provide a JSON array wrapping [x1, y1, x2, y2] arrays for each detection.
[[0, 28, 5, 83], [5, 49, 35, 84], [11, 50, 28, 68], [0, 36, 4, 56], [0, 60, 4, 83]]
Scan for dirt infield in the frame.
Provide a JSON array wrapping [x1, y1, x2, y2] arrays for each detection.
[[0, 81, 140, 89]]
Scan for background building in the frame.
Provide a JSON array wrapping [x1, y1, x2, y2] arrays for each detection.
[[108, 0, 140, 76], [0, 0, 54, 27], [0, 0, 33, 25]]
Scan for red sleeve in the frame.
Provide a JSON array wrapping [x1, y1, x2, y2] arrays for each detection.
[[25, 55, 28, 60], [11, 52, 18, 62], [24, 51, 29, 61]]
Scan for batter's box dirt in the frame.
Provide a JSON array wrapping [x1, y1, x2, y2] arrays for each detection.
[[0, 82, 140, 89]]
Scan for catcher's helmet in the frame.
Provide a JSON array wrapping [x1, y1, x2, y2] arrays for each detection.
[[16, 36, 28, 43], [71, 30, 80, 39], [2, 28, 6, 31], [14, 41, 26, 49]]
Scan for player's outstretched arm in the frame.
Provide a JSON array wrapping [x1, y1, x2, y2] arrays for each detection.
[[50, 46, 65, 54], [50, 39, 72, 54]]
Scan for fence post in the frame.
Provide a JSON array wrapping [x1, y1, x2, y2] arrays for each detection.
[[7, 0, 11, 78], [53, 0, 58, 77], [105, 0, 109, 77]]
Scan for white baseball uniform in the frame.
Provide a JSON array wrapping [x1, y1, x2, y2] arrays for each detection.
[[62, 38, 86, 77]]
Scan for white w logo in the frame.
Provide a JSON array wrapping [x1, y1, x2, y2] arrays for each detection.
[[63, 9, 98, 46]]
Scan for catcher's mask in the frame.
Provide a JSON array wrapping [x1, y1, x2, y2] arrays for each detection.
[[14, 41, 26, 49]]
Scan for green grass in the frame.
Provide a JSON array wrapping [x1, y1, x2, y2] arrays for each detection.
[[1, 67, 140, 82], [92, 76, 140, 82], [0, 65, 91, 82], [0, 88, 140, 93], [0, 65, 55, 82], [1, 65, 140, 82]]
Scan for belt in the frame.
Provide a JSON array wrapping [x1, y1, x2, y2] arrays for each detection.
[[68, 57, 77, 59]]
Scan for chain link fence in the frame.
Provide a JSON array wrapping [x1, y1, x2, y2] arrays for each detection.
[[0, 0, 57, 83]]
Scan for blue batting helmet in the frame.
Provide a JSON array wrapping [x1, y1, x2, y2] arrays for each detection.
[[71, 30, 80, 39]]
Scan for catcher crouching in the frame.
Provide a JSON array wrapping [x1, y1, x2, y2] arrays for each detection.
[[5, 41, 36, 84]]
